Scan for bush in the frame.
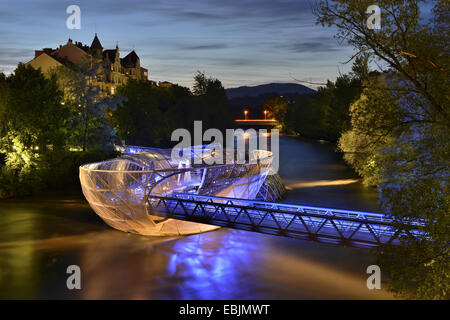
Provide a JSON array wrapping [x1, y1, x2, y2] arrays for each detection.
[[0, 147, 117, 199]]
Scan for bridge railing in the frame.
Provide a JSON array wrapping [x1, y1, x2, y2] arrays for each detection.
[[147, 193, 426, 248]]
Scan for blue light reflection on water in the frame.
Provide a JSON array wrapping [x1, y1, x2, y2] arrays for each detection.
[[163, 230, 257, 299], [0, 197, 395, 299]]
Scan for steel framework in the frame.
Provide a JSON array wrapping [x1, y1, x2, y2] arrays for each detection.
[[80, 144, 285, 236], [147, 193, 426, 247]]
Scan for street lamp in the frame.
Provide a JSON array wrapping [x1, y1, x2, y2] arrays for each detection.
[[244, 110, 248, 120], [264, 110, 268, 120]]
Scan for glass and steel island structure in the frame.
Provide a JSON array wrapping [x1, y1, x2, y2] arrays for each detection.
[[80, 144, 285, 237]]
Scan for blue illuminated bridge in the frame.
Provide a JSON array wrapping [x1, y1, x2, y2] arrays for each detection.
[[147, 193, 425, 247], [79, 145, 425, 248]]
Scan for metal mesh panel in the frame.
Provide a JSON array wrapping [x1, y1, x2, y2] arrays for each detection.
[[80, 145, 283, 236]]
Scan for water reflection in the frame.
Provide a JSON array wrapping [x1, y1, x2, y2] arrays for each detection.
[[75, 229, 259, 299], [0, 213, 394, 299]]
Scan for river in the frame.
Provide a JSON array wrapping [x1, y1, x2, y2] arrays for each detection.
[[0, 136, 395, 299]]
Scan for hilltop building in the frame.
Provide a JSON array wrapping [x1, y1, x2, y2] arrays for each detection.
[[26, 34, 149, 95]]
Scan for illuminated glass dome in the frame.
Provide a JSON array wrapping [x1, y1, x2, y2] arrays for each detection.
[[80, 145, 285, 236]]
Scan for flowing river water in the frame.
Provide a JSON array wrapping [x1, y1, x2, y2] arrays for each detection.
[[0, 136, 396, 299]]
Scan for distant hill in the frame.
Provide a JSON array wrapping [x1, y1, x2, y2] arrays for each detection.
[[226, 83, 317, 119], [226, 82, 316, 99]]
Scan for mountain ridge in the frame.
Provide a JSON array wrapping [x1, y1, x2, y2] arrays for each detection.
[[226, 82, 316, 99]]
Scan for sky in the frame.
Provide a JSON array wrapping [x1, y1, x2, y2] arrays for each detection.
[[0, 0, 357, 89]]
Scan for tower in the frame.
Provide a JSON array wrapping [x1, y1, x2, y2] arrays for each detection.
[[90, 33, 103, 58]]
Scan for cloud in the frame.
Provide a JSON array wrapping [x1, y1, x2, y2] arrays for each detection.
[[287, 39, 345, 53], [179, 44, 229, 50], [0, 0, 356, 87], [0, 48, 33, 72]]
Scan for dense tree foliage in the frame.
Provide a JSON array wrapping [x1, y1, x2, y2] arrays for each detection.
[[0, 64, 65, 196], [192, 71, 234, 132], [50, 61, 114, 151], [262, 96, 288, 127], [284, 69, 365, 142], [108, 80, 176, 147], [317, 0, 449, 299], [338, 79, 397, 186], [108, 72, 233, 147], [0, 64, 114, 198]]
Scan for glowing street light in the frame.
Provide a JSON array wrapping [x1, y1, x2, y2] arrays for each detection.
[[244, 110, 248, 120], [264, 110, 268, 120]]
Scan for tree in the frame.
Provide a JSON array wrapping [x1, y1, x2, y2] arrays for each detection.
[[192, 71, 233, 132], [108, 72, 234, 148], [285, 64, 364, 142], [262, 96, 288, 124], [0, 73, 9, 141], [321, 74, 363, 141], [0, 64, 66, 196], [351, 53, 371, 80], [5, 64, 66, 150], [50, 59, 113, 152], [108, 79, 166, 147], [315, 0, 449, 123], [339, 79, 400, 186], [317, 0, 449, 298]]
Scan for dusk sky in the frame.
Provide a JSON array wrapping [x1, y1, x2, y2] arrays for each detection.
[[0, 0, 357, 89]]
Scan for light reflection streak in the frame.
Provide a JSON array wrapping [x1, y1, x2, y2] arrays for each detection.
[[287, 179, 360, 188]]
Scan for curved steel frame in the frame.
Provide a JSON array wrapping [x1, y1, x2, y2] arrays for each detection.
[[80, 144, 285, 236]]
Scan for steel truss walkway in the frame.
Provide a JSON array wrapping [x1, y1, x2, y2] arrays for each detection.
[[148, 193, 426, 247]]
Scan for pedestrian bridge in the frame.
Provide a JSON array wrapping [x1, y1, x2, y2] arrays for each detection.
[[80, 144, 425, 248], [147, 193, 425, 248], [234, 119, 279, 129], [235, 119, 278, 126]]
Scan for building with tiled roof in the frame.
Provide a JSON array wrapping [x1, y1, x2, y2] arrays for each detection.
[[26, 34, 149, 95]]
